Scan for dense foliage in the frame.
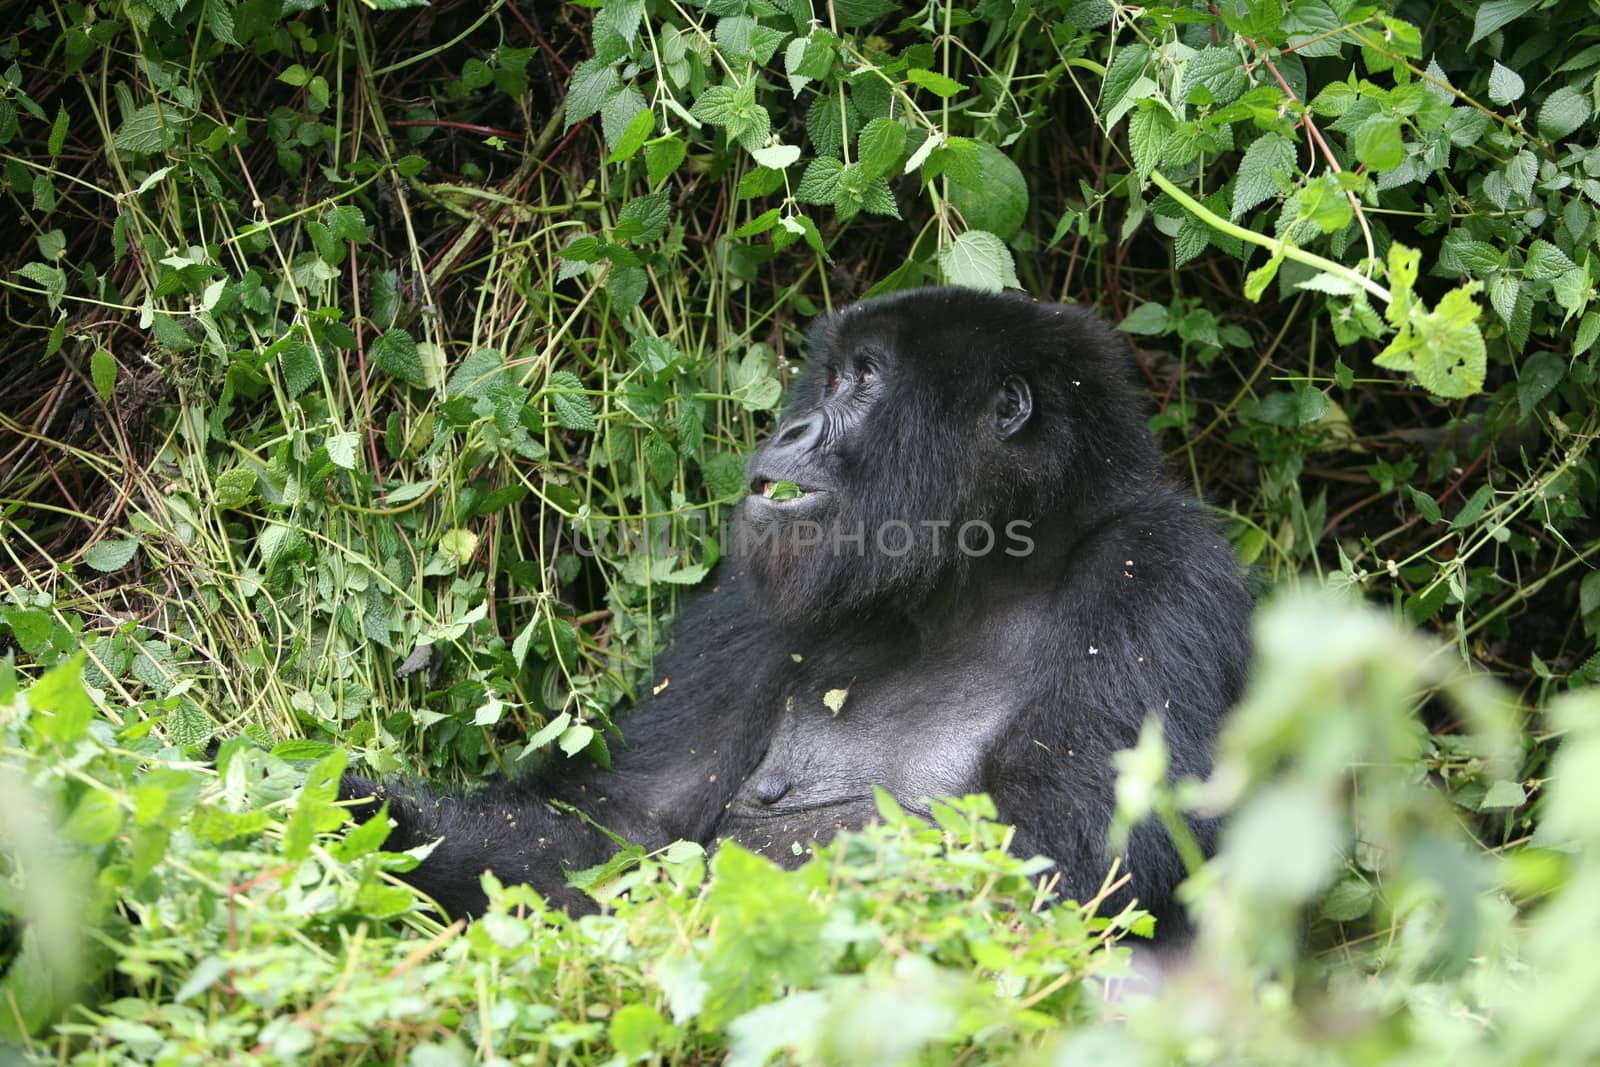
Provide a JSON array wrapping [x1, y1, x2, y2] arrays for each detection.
[[1, 0, 1599, 1061]]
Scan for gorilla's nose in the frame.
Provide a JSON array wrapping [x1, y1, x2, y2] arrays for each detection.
[[753, 776, 792, 805], [771, 413, 824, 453]]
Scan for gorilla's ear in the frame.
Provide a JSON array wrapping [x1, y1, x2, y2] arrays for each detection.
[[994, 375, 1033, 439]]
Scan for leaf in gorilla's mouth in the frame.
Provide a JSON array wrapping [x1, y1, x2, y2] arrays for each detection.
[[760, 480, 805, 501]]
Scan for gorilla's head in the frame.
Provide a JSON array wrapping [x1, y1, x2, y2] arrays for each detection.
[[733, 287, 1163, 627]]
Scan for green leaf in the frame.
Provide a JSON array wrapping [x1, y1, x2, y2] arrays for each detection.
[[566, 59, 620, 126], [1100, 42, 1152, 119], [1353, 114, 1404, 171], [646, 136, 687, 186], [1375, 281, 1488, 399], [831, 0, 895, 28], [326, 431, 360, 470], [90, 348, 117, 402], [856, 118, 905, 179], [546, 370, 596, 430], [795, 156, 845, 204], [749, 142, 800, 170], [29, 654, 93, 743], [938, 230, 1020, 292], [906, 68, 965, 98], [326, 204, 368, 242], [214, 467, 257, 509], [1481, 779, 1527, 810], [608, 107, 655, 163], [1525, 239, 1577, 281], [614, 191, 671, 243], [528, 711, 572, 750], [611, 1004, 673, 1059], [608, 264, 647, 310], [1319, 876, 1376, 922], [1244, 251, 1284, 302], [691, 84, 739, 125], [1232, 133, 1296, 219], [17, 261, 67, 309], [84, 538, 140, 573], [1487, 61, 1524, 105], [1470, 0, 1540, 45], [114, 103, 180, 154], [371, 328, 426, 387], [1119, 302, 1169, 335], [1445, 484, 1492, 532], [48, 103, 68, 156], [1128, 103, 1172, 180], [1538, 86, 1591, 141], [559, 723, 596, 757], [1516, 350, 1567, 419]]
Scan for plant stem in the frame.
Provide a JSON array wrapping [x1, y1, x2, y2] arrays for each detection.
[[1149, 170, 1392, 305]]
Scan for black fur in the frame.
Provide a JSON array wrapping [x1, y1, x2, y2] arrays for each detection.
[[342, 288, 1252, 937]]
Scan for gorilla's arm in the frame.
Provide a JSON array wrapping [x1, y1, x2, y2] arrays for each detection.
[[980, 491, 1251, 935], [344, 569, 781, 917]]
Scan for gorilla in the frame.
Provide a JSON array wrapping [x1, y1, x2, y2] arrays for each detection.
[[343, 287, 1252, 939]]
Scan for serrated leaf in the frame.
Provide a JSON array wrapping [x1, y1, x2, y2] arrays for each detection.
[[832, 0, 895, 26], [856, 117, 905, 178], [371, 328, 426, 387], [1232, 133, 1297, 219], [906, 68, 965, 97], [546, 370, 596, 430], [607, 264, 647, 311], [1487, 61, 1524, 105], [1470, 0, 1540, 45], [567, 59, 620, 126], [114, 103, 180, 154], [1375, 281, 1487, 398], [1100, 43, 1152, 119], [214, 467, 257, 509], [1128, 104, 1171, 180], [277, 334, 319, 398], [795, 156, 844, 204], [326, 431, 360, 470], [83, 538, 140, 573], [326, 204, 368, 242], [48, 103, 68, 156], [938, 230, 1020, 292], [614, 191, 670, 243], [1538, 86, 1591, 141], [1525, 239, 1577, 281]]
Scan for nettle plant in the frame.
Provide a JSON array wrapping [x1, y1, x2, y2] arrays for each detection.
[[558, 0, 1051, 295], [556, 0, 1579, 404]]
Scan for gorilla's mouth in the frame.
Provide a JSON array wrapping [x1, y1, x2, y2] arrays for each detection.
[[751, 478, 819, 502]]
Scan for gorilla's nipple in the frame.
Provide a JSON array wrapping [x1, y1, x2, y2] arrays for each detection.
[[753, 776, 792, 805]]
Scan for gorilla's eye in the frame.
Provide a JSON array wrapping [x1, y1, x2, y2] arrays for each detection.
[[825, 367, 840, 392], [857, 359, 876, 382]]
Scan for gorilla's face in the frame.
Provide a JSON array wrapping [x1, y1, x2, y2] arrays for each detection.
[[730, 286, 1161, 628]]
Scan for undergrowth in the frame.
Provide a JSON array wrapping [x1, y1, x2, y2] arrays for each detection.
[[1, 0, 1599, 1062]]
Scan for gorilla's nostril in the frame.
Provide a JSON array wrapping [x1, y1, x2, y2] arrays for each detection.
[[754, 777, 791, 805]]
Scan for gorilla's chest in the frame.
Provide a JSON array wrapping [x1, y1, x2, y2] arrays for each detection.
[[712, 644, 1015, 862]]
